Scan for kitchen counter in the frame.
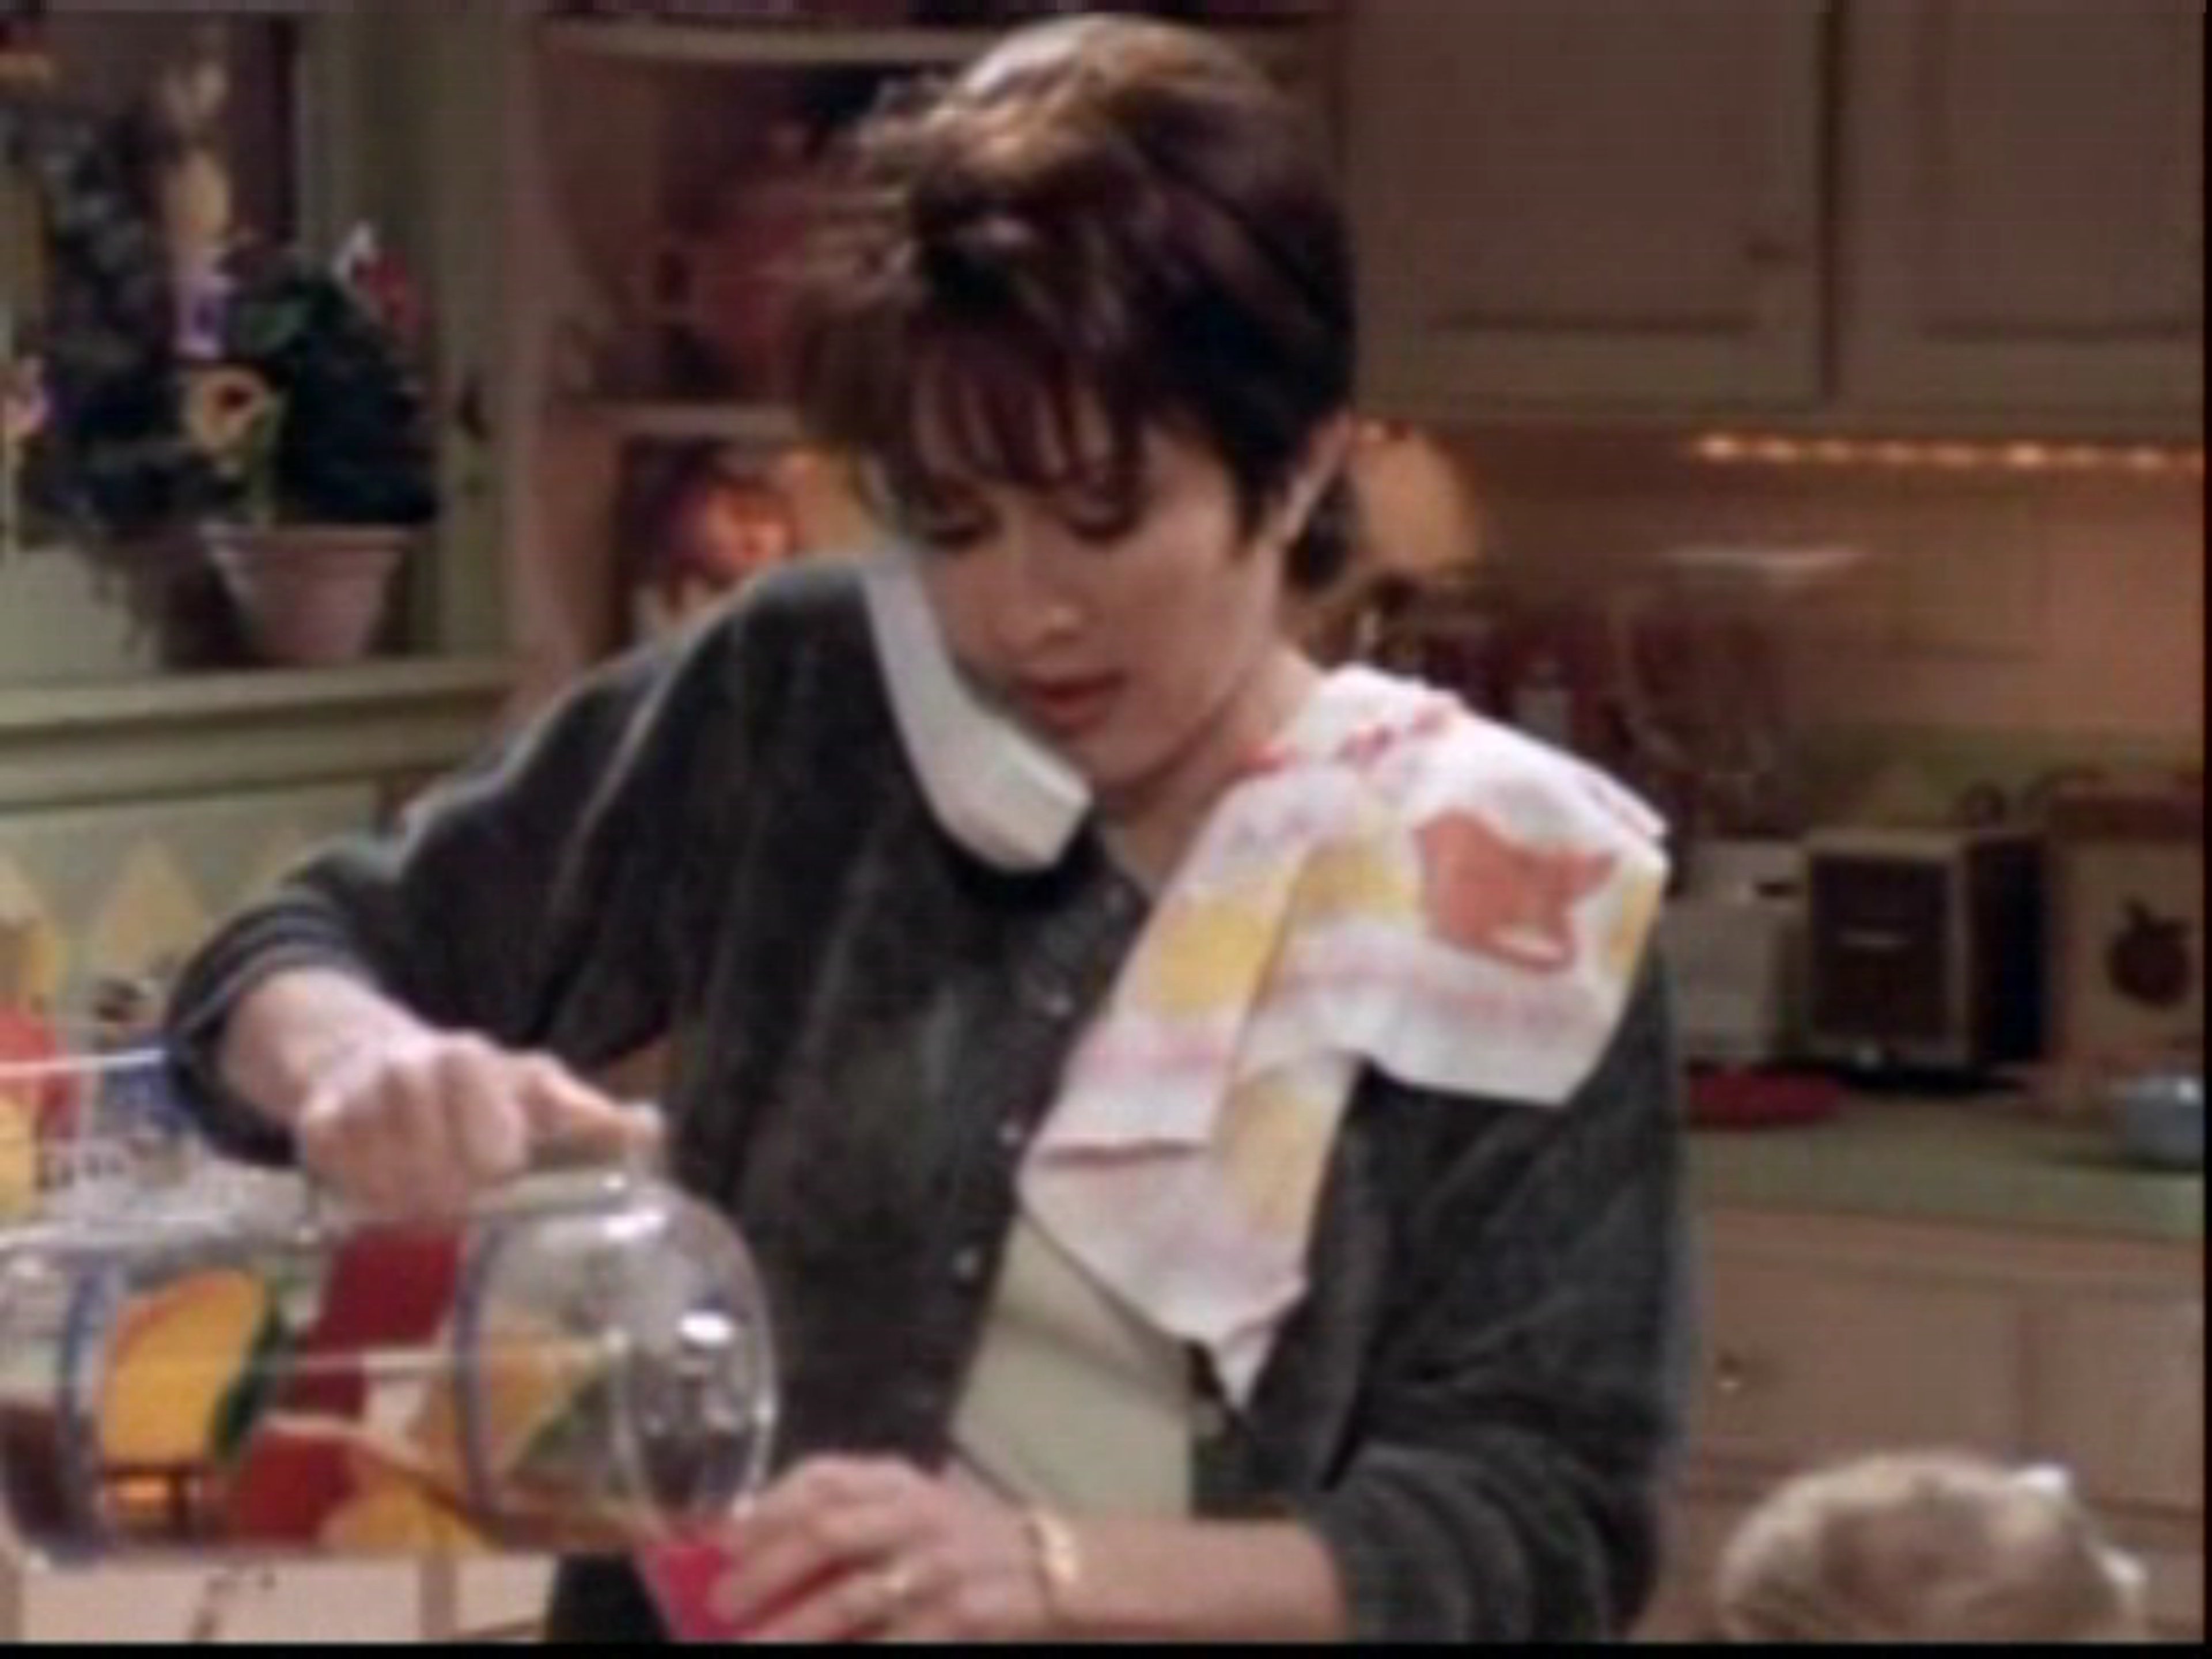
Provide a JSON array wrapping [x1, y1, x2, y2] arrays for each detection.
[[1688, 1096, 2205, 1243]]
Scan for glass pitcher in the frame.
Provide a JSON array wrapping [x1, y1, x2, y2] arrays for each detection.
[[0, 1047, 777, 1566]]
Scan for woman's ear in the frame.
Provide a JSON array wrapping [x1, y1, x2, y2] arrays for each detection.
[[1271, 413, 1356, 548]]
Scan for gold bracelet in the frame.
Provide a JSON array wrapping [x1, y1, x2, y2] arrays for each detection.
[[1021, 1506, 1083, 1630]]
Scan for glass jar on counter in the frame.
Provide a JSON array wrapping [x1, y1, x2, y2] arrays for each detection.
[[0, 1057, 777, 1566]]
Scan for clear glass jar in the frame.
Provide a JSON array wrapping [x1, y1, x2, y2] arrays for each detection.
[[0, 1054, 776, 1565]]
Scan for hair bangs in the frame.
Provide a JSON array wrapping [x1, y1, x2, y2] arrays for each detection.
[[908, 316, 1147, 501]]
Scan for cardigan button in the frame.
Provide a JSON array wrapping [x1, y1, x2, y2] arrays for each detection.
[[1027, 979, 1079, 1022]]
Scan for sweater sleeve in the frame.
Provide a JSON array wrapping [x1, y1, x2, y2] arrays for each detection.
[[1298, 955, 1698, 1641], [161, 597, 789, 1164]]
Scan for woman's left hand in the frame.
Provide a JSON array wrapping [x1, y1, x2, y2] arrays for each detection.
[[707, 1454, 1055, 1642]]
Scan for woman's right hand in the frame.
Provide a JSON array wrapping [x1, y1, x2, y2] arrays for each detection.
[[293, 1029, 658, 1219]]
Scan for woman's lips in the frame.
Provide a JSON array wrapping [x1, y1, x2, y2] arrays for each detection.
[[1012, 673, 1123, 738]]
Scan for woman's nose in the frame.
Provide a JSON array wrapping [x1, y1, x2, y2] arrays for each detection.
[[984, 525, 1086, 654]]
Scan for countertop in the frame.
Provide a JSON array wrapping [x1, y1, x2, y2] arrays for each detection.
[[1687, 1095, 2205, 1243]]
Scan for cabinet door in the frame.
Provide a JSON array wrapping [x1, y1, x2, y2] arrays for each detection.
[[1695, 1257, 2024, 1467], [2028, 1294, 2205, 1516], [1840, 0, 2205, 427], [1633, 1492, 1745, 1641], [1347, 0, 1827, 416], [2122, 1530, 2207, 1641]]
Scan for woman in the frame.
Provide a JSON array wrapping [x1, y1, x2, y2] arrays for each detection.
[[165, 17, 1692, 1643]]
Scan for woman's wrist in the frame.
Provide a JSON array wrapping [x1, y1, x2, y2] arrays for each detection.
[[219, 966, 426, 1127], [1026, 1516, 1351, 1643], [1020, 1507, 1084, 1636]]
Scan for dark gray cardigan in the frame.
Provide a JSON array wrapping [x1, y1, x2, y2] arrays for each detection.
[[164, 561, 1695, 1642]]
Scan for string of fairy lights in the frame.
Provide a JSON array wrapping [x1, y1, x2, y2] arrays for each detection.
[[1684, 431, 2203, 478]]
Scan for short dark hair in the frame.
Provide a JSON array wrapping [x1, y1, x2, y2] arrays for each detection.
[[784, 15, 1358, 592]]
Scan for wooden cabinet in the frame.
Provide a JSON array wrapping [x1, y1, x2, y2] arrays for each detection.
[[1694, 1259, 2022, 1465], [1347, 0, 1826, 415], [1632, 1493, 1739, 1643], [1638, 1209, 2206, 1642], [1839, 0, 2205, 425], [2028, 1294, 2206, 1516], [1347, 0, 2206, 434]]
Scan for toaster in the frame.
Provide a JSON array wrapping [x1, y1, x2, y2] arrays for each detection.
[[1803, 825, 2046, 1075]]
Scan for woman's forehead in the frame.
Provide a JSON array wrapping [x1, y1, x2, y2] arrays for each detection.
[[907, 369, 1147, 488]]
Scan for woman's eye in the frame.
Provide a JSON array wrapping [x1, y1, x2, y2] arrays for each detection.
[[901, 490, 996, 551], [915, 518, 991, 551], [1059, 491, 1143, 544]]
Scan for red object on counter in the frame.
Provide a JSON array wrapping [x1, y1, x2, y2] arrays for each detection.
[[0, 1003, 78, 1142], [1688, 1066, 1845, 1130]]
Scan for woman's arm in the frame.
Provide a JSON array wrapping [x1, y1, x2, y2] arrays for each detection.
[[164, 595, 786, 1159], [1041, 1516, 1349, 1640], [1292, 956, 1695, 1641], [213, 966, 434, 1135]]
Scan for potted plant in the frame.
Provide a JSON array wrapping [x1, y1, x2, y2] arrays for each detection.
[[24, 48, 440, 668], [180, 227, 439, 666]]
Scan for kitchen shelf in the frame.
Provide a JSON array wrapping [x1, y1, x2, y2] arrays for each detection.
[[556, 399, 803, 445], [538, 16, 1313, 71], [0, 657, 518, 814], [0, 657, 517, 739]]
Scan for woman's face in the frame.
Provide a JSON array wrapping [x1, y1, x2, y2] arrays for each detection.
[[902, 419, 1327, 803]]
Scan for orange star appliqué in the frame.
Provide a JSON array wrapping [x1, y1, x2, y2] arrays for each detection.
[[1415, 811, 1617, 974]]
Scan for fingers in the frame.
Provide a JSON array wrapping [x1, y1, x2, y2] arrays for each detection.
[[869, 1548, 967, 1645], [295, 1035, 637, 1219], [702, 1456, 1052, 1643], [878, 1566, 968, 1646], [296, 1038, 462, 1215], [881, 1605, 959, 1645], [739, 1551, 925, 1644], [709, 1458, 946, 1641], [518, 1059, 662, 1168], [449, 1046, 533, 1181], [440, 1038, 531, 1188], [714, 1461, 926, 1638]]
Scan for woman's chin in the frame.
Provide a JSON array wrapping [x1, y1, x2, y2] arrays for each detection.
[[1053, 736, 1143, 800]]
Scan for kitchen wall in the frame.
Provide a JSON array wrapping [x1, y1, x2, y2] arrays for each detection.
[[1442, 429, 2204, 819]]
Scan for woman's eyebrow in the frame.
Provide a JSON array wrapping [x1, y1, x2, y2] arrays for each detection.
[[889, 457, 984, 503], [1059, 437, 1152, 491]]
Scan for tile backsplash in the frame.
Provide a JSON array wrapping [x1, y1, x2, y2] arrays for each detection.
[[1441, 430, 2203, 816]]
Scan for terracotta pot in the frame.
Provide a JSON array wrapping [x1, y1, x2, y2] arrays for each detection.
[[204, 524, 411, 668]]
